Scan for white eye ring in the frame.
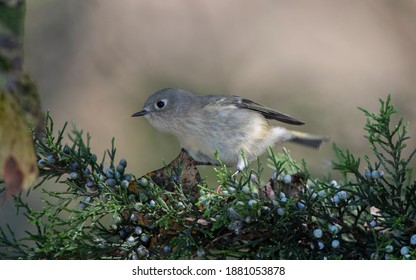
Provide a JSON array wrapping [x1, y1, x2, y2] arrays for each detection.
[[154, 99, 168, 110]]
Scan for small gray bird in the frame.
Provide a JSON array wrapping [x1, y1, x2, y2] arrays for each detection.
[[132, 88, 327, 172]]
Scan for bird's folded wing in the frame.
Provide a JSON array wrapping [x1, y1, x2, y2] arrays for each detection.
[[239, 98, 305, 125]]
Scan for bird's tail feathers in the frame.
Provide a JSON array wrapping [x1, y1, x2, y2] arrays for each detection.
[[289, 131, 329, 148]]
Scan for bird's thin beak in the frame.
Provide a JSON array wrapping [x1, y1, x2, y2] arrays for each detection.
[[131, 109, 149, 117]]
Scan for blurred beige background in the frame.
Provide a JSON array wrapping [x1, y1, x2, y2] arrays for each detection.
[[2, 0, 416, 240]]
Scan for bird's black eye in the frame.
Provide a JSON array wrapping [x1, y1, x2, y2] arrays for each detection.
[[156, 101, 165, 108], [154, 99, 168, 110]]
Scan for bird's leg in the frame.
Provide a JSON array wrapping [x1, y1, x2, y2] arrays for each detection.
[[232, 155, 247, 177]]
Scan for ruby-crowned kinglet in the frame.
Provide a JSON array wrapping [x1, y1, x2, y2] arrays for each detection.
[[132, 88, 327, 171]]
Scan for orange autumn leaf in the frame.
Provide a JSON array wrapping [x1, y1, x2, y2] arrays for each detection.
[[0, 91, 38, 195]]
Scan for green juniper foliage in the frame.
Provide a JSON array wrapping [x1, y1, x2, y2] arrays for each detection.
[[0, 96, 415, 259]]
